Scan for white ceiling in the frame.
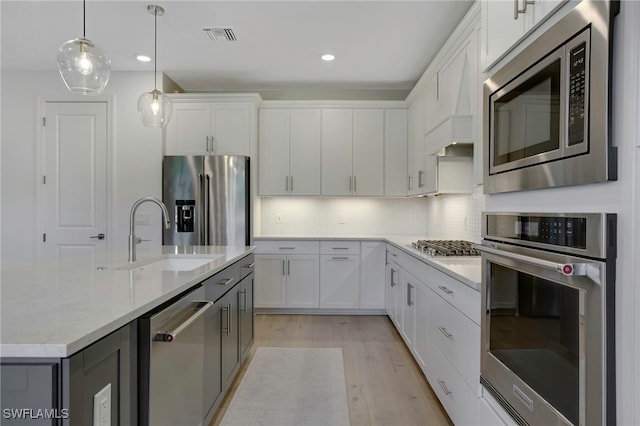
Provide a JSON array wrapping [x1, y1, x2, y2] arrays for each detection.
[[1, 1, 474, 99]]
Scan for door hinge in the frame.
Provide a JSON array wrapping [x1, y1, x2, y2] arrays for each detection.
[[42, 175, 46, 184], [42, 233, 46, 242], [42, 117, 46, 126]]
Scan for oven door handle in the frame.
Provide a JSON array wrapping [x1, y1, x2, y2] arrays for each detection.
[[474, 244, 589, 276]]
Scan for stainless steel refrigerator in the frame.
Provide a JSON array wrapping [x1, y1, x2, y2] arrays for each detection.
[[162, 155, 250, 246]]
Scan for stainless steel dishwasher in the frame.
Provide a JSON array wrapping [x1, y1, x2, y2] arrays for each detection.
[[139, 286, 211, 426]]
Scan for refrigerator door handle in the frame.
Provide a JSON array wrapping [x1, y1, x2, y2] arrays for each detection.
[[205, 174, 211, 245], [198, 173, 205, 245]]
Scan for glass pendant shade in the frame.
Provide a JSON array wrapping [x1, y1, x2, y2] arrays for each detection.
[[57, 38, 111, 95], [138, 89, 173, 128]]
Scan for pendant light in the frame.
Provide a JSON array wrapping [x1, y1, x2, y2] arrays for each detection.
[[57, 0, 111, 95], [138, 5, 172, 128]]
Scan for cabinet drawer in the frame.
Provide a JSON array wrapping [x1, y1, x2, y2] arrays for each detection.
[[239, 254, 255, 279], [427, 287, 480, 394], [203, 262, 241, 302], [424, 266, 480, 325], [254, 240, 319, 254], [320, 240, 360, 255], [426, 339, 480, 426]]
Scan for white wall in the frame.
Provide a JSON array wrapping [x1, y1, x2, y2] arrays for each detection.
[[1, 70, 164, 268], [259, 197, 429, 237]]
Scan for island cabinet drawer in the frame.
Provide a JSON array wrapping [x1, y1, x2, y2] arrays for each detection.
[[427, 287, 480, 393], [423, 266, 480, 325], [203, 262, 241, 301], [425, 337, 480, 426], [254, 240, 319, 255], [239, 254, 255, 279], [320, 240, 360, 255]]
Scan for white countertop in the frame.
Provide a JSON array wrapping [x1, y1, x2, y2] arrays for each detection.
[[0, 246, 254, 358], [255, 234, 481, 290]]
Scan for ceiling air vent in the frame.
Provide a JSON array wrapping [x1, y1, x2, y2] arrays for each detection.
[[203, 27, 237, 42]]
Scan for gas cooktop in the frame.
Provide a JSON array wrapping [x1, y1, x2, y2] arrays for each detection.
[[411, 240, 480, 256]]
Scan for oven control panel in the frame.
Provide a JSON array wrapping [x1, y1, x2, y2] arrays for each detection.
[[488, 214, 587, 249]]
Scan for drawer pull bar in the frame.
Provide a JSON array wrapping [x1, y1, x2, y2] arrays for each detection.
[[243, 262, 255, 269], [278, 247, 295, 250], [438, 285, 454, 295], [332, 247, 350, 250], [437, 326, 453, 338], [218, 278, 234, 286], [331, 257, 349, 260], [437, 379, 452, 396]]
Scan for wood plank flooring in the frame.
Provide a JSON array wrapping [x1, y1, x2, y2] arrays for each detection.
[[211, 314, 452, 426]]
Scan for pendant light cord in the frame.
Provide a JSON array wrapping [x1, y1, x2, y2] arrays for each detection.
[[83, 0, 86, 37], [154, 6, 158, 91]]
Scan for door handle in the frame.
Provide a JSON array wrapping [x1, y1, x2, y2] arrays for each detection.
[[155, 301, 213, 342], [437, 379, 452, 396], [217, 278, 234, 287], [437, 326, 453, 338], [221, 305, 230, 335], [407, 283, 414, 307], [90, 233, 105, 240], [206, 136, 210, 152], [514, 0, 535, 19]]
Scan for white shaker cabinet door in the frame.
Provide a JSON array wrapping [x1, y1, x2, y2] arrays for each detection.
[[289, 109, 322, 196], [359, 241, 386, 309], [258, 109, 290, 196], [352, 109, 384, 196], [400, 270, 417, 349], [254, 255, 287, 308], [320, 254, 360, 309], [384, 109, 408, 196], [212, 103, 250, 156], [321, 109, 353, 196], [286, 255, 320, 308], [165, 103, 211, 154]]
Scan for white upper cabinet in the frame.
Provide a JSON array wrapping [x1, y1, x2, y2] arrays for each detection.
[[408, 94, 426, 196], [353, 109, 384, 196], [259, 109, 321, 196], [481, 0, 567, 70], [164, 101, 251, 156], [384, 109, 408, 196], [322, 109, 354, 196]]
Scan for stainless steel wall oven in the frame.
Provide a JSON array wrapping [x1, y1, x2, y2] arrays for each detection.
[[476, 213, 616, 425], [483, 0, 619, 193]]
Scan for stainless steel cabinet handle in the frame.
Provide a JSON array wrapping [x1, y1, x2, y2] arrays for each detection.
[[474, 244, 592, 276], [206, 136, 210, 152], [332, 247, 350, 250], [418, 170, 424, 188], [282, 259, 286, 276], [407, 283, 414, 307], [90, 233, 105, 240], [331, 257, 349, 260], [221, 304, 231, 336], [390, 269, 396, 287], [514, 0, 535, 19], [437, 379, 452, 396], [240, 289, 247, 313], [217, 278, 234, 286], [243, 262, 255, 269], [438, 285, 454, 295], [287, 259, 290, 275], [437, 326, 453, 338], [205, 174, 211, 245], [278, 247, 295, 250], [227, 303, 232, 334], [155, 301, 213, 342]]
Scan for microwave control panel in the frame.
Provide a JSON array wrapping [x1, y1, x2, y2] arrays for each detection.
[[568, 41, 587, 146]]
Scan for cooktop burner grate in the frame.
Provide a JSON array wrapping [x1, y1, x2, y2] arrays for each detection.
[[411, 239, 479, 256]]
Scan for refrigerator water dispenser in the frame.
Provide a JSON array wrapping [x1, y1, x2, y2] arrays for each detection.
[[176, 200, 195, 232]]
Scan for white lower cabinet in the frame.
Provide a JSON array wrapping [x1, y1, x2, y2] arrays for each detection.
[[413, 282, 430, 369], [254, 254, 320, 308], [386, 260, 401, 327], [400, 270, 417, 348], [360, 241, 386, 309], [320, 254, 360, 309]]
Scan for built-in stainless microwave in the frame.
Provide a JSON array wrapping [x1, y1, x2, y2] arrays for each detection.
[[483, 0, 619, 194]]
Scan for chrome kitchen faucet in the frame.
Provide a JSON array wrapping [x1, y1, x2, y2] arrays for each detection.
[[128, 197, 171, 262]]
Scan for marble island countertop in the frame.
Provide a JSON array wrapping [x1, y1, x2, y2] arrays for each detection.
[[0, 245, 254, 358], [255, 234, 481, 290]]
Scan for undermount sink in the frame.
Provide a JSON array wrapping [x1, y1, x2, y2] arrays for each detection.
[[117, 255, 224, 271]]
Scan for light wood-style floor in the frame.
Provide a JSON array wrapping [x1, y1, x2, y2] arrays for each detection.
[[211, 314, 452, 426]]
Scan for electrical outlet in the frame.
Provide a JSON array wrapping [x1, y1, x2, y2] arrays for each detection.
[[338, 213, 346, 224], [93, 383, 111, 426], [276, 212, 283, 224], [135, 214, 151, 226]]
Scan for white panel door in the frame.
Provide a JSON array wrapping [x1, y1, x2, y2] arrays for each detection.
[[320, 254, 360, 309], [359, 241, 386, 309], [353, 109, 384, 196], [384, 109, 408, 196], [42, 102, 108, 263], [258, 109, 290, 196], [321, 109, 353, 196], [289, 109, 322, 196]]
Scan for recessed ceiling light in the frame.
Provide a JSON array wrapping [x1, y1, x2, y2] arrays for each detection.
[[135, 53, 152, 62], [321, 54, 335, 62]]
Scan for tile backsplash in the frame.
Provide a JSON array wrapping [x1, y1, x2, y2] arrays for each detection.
[[258, 187, 484, 241]]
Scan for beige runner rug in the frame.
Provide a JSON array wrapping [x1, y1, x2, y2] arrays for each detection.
[[220, 347, 351, 426]]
